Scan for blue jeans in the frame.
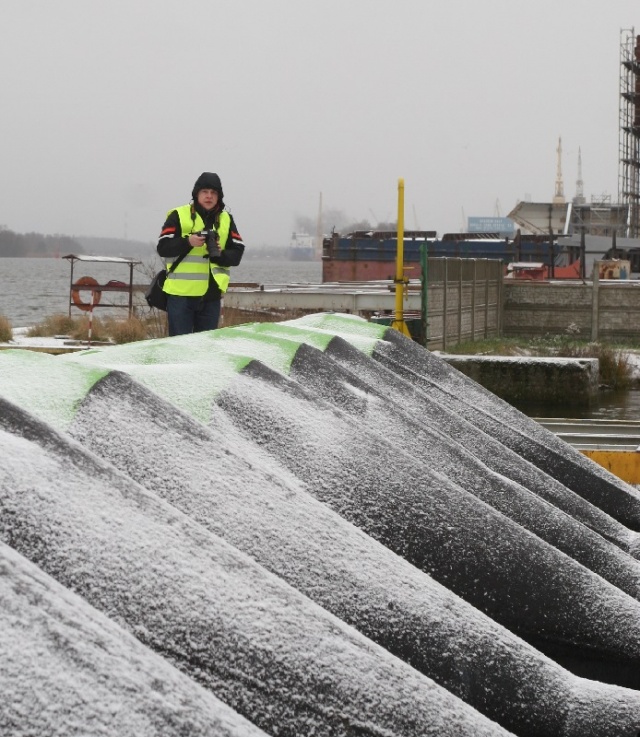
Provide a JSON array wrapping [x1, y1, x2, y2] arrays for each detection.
[[166, 295, 221, 336]]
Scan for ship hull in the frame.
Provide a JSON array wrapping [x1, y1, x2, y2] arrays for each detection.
[[322, 232, 565, 282]]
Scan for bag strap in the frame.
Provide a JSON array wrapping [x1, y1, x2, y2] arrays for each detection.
[[167, 216, 201, 274], [165, 214, 198, 273], [167, 250, 188, 273]]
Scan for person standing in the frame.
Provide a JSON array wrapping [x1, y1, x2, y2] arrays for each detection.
[[156, 172, 245, 336]]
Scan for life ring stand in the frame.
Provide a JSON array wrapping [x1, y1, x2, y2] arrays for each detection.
[[71, 276, 102, 311]]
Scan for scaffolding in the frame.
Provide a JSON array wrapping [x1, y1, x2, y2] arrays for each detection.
[[571, 194, 628, 238], [619, 28, 640, 237]]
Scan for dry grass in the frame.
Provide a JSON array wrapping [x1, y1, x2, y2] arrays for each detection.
[[9, 305, 301, 345], [24, 313, 110, 343], [22, 311, 167, 344], [0, 315, 12, 343], [94, 313, 168, 343], [26, 313, 77, 338], [2, 285, 316, 345], [221, 306, 313, 328], [67, 317, 110, 343], [100, 316, 147, 344], [550, 342, 633, 389]]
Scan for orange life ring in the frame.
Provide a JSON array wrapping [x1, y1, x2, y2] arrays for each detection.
[[72, 276, 102, 311]]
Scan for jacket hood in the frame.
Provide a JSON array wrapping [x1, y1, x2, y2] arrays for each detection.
[[192, 172, 224, 200]]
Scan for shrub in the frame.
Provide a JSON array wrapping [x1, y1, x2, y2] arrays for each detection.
[[68, 316, 110, 343], [0, 314, 12, 343], [27, 313, 77, 337], [24, 309, 168, 344], [588, 344, 632, 389], [538, 341, 632, 388], [25, 313, 110, 344], [103, 316, 147, 344]]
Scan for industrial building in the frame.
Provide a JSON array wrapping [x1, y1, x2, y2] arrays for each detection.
[[508, 29, 640, 243]]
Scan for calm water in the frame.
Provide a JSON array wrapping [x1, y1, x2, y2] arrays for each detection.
[[3, 256, 640, 421], [0, 256, 322, 327], [512, 391, 640, 422]]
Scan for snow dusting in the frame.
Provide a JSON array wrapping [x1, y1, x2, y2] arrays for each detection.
[[2, 313, 640, 737]]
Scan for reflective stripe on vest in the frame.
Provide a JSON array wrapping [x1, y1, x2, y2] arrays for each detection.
[[163, 206, 231, 296]]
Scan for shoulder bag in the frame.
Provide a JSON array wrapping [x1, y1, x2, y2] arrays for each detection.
[[145, 251, 188, 311]]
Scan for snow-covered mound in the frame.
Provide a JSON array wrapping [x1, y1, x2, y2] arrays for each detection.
[[2, 313, 640, 737], [0, 543, 267, 737], [0, 398, 510, 737]]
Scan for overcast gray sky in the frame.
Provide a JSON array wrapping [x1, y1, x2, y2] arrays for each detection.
[[2, 0, 639, 246]]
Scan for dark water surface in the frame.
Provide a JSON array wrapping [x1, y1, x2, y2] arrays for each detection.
[[512, 389, 640, 422]]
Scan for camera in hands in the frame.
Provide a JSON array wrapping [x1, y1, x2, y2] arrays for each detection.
[[195, 230, 221, 258]]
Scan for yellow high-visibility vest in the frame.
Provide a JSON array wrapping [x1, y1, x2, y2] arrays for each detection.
[[163, 206, 231, 296]]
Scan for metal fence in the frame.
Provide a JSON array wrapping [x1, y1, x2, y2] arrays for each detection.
[[223, 257, 504, 350]]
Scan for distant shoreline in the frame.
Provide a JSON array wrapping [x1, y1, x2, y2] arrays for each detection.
[[0, 247, 295, 260]]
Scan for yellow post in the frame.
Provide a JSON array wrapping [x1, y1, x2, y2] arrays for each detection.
[[391, 177, 412, 337]]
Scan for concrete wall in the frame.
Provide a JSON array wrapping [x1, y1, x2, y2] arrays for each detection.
[[443, 355, 600, 405], [502, 279, 640, 341]]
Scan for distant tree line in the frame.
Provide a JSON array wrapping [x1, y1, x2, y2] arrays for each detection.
[[0, 227, 83, 257]]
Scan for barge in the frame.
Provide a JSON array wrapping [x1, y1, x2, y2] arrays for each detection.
[[321, 230, 570, 282]]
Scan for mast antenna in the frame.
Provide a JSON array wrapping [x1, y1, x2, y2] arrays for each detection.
[[553, 136, 565, 204], [573, 147, 586, 204]]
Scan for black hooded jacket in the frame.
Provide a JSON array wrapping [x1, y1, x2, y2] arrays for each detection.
[[156, 202, 245, 299]]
